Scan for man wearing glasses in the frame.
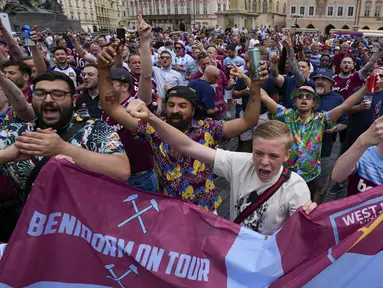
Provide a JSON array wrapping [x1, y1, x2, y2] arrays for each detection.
[[173, 43, 194, 82], [260, 81, 382, 203], [75, 64, 101, 119], [152, 51, 184, 99], [0, 71, 131, 203]]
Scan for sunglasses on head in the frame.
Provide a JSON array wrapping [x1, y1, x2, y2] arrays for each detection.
[[297, 93, 315, 100], [161, 56, 170, 60]]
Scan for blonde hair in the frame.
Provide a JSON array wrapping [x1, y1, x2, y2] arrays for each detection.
[[253, 120, 293, 150]]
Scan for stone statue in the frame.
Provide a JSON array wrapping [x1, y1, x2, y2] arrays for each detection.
[[4, 0, 64, 14]]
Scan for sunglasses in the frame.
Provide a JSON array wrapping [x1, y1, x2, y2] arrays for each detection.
[[297, 93, 315, 100], [175, 46, 182, 50], [161, 56, 170, 60]]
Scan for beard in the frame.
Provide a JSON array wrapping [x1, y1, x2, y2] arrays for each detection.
[[167, 113, 192, 131], [316, 87, 325, 95], [34, 102, 74, 131]]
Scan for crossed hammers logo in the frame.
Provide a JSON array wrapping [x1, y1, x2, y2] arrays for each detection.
[[118, 194, 160, 233], [105, 264, 139, 288]]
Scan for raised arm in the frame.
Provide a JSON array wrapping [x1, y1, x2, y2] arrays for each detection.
[[332, 116, 383, 183], [30, 26, 47, 74], [98, 46, 139, 133], [269, 52, 285, 88], [0, 18, 22, 61], [67, 30, 97, 64], [282, 31, 306, 87], [359, 43, 383, 79], [222, 66, 268, 139], [0, 73, 35, 121], [127, 99, 216, 165], [137, 9, 153, 105], [329, 82, 371, 123], [260, 88, 278, 114]]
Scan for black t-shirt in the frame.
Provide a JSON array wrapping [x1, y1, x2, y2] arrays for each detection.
[[75, 91, 102, 119]]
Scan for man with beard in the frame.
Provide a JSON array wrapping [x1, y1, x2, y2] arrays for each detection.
[[50, 46, 81, 87], [98, 14, 269, 211], [2, 60, 33, 103], [0, 71, 131, 239], [75, 64, 101, 119]]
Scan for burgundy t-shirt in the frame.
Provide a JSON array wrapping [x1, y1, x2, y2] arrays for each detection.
[[333, 71, 363, 99], [103, 97, 154, 174], [333, 53, 348, 74]]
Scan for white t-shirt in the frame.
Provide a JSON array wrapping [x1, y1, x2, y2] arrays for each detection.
[[249, 38, 260, 48], [214, 149, 310, 235]]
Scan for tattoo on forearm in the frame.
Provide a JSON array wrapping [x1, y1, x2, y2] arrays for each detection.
[[361, 50, 383, 76], [287, 46, 305, 85]]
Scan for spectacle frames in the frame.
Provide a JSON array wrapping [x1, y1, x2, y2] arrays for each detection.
[[161, 56, 170, 60], [32, 89, 71, 100], [175, 46, 182, 50], [297, 93, 315, 100]]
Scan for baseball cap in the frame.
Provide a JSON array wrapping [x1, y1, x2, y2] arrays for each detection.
[[335, 46, 341, 50], [311, 69, 335, 83], [165, 86, 198, 107], [110, 68, 132, 86], [303, 47, 312, 53], [291, 86, 319, 101]]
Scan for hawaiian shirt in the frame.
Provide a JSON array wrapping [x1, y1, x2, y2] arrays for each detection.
[[274, 105, 333, 182], [136, 118, 226, 211], [0, 116, 125, 200], [0, 107, 15, 128]]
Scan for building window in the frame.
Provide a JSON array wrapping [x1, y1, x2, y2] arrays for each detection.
[[77, 12, 81, 19], [161, 2, 165, 14], [299, 6, 305, 15], [75, 0, 79, 8], [167, 2, 170, 14], [218, 3, 221, 11], [308, 6, 314, 16], [187, 2, 191, 13], [262, 0, 267, 12], [68, 0, 72, 7], [347, 6, 354, 16], [156, 3, 160, 14], [375, 4, 381, 17], [174, 3, 178, 14], [203, 1, 208, 14], [327, 5, 334, 16], [253, 1, 256, 12], [276, 1, 279, 12], [223, 3, 226, 11], [196, 3, 200, 14], [290, 6, 296, 15], [70, 12, 74, 19], [283, 3, 286, 13], [337, 6, 344, 16], [180, 3, 184, 14], [84, 13, 88, 20], [365, 4, 371, 16]]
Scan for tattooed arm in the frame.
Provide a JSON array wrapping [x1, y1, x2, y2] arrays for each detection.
[[283, 43, 306, 87], [269, 52, 285, 88], [98, 47, 139, 134], [0, 74, 35, 121], [358, 44, 383, 79]]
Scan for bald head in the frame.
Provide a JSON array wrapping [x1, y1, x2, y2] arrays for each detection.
[[203, 65, 220, 84]]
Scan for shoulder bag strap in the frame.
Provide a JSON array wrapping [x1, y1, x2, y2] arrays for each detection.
[[234, 167, 292, 225]]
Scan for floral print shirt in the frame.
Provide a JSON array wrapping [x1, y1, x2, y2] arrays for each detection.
[[274, 105, 333, 182], [136, 118, 226, 211], [0, 116, 125, 200]]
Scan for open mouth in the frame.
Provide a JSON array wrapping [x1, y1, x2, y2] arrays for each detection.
[[259, 169, 271, 180], [43, 107, 59, 120]]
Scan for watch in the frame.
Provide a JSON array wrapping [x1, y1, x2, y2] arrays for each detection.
[[334, 126, 338, 133]]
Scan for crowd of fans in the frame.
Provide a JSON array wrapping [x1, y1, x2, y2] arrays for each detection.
[[0, 12, 382, 246]]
